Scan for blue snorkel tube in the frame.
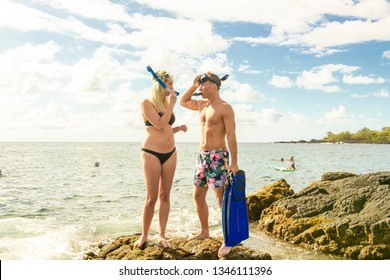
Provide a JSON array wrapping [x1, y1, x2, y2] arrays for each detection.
[[146, 65, 180, 96]]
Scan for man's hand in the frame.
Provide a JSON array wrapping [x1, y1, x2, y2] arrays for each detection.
[[228, 163, 239, 174]]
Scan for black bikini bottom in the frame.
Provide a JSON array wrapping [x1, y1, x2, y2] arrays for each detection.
[[141, 147, 176, 165]]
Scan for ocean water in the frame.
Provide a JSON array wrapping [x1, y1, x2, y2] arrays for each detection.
[[0, 142, 389, 260]]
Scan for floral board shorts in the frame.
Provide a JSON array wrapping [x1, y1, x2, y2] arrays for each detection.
[[193, 148, 229, 188]]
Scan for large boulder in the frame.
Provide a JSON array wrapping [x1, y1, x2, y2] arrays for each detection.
[[258, 172, 390, 259], [246, 179, 294, 222], [84, 235, 272, 260]]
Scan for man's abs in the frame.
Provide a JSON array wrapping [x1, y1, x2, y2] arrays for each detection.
[[201, 127, 226, 150]]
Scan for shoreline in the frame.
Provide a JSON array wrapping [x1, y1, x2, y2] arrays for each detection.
[[274, 140, 390, 144]]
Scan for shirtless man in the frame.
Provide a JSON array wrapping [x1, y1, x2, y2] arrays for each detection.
[[180, 72, 239, 258]]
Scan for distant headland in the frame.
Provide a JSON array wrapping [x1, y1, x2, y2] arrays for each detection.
[[276, 127, 390, 144]]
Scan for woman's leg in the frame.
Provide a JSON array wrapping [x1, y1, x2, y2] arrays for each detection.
[[134, 151, 161, 247], [158, 150, 177, 247]]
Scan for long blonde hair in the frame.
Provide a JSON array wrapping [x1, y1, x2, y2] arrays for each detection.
[[149, 70, 173, 113]]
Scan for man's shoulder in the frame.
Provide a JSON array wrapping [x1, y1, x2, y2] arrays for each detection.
[[198, 100, 209, 110], [219, 100, 233, 112], [222, 100, 232, 107]]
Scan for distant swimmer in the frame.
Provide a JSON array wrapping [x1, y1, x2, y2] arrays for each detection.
[[280, 157, 284, 162], [0, 169, 7, 177], [94, 162, 99, 167], [274, 162, 296, 171], [290, 156, 295, 162]]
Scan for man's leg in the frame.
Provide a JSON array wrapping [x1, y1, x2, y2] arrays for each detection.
[[214, 187, 224, 209], [218, 244, 231, 258], [188, 186, 210, 240], [218, 185, 232, 258]]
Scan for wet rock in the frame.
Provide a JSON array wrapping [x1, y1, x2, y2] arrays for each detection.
[[321, 172, 357, 181], [85, 235, 272, 260], [257, 172, 390, 259], [246, 179, 294, 222]]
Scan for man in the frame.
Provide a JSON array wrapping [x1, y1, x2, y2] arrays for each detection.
[[180, 72, 239, 258]]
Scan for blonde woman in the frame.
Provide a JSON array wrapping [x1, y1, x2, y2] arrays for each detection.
[[134, 70, 187, 248]]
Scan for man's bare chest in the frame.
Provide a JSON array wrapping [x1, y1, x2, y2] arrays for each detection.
[[200, 106, 222, 126]]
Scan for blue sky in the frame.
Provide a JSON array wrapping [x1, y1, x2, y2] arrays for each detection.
[[0, 0, 389, 142]]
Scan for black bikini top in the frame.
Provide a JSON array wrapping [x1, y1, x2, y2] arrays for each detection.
[[145, 112, 175, 126]]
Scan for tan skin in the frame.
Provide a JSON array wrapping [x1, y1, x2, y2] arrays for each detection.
[[134, 79, 187, 248], [180, 74, 238, 257]]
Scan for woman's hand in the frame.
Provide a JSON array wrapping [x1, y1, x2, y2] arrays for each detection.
[[173, 124, 188, 134], [168, 87, 177, 105], [180, 124, 188, 132]]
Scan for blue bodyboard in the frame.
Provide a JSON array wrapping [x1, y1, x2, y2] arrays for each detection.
[[222, 170, 249, 247]]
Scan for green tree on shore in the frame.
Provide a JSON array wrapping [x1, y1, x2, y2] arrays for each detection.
[[322, 127, 390, 144]]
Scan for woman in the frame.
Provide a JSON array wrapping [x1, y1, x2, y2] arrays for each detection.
[[134, 70, 187, 248]]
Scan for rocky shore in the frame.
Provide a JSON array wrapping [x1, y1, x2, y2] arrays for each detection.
[[85, 171, 389, 260], [84, 236, 272, 260], [257, 171, 390, 260]]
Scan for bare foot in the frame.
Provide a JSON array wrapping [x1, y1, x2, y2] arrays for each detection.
[[158, 237, 172, 248], [218, 244, 231, 258], [134, 236, 147, 249], [187, 232, 210, 241]]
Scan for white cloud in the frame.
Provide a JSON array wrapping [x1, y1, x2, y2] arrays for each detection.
[[0, 42, 139, 99], [0, 1, 55, 31], [351, 89, 389, 98], [4, 0, 390, 58], [127, 18, 229, 56], [0, 1, 110, 42], [351, 93, 370, 98], [0, 41, 65, 96], [223, 81, 266, 102], [226, 0, 390, 55], [319, 105, 354, 125], [268, 75, 294, 88], [343, 74, 386, 84], [231, 104, 312, 141], [0, 1, 229, 57], [271, 64, 385, 93], [238, 62, 262, 74], [373, 89, 389, 98], [196, 53, 232, 74], [64, 47, 128, 97], [296, 64, 357, 92], [134, 0, 390, 31], [34, 0, 132, 21], [299, 18, 390, 55], [233, 104, 307, 126], [233, 104, 282, 125]]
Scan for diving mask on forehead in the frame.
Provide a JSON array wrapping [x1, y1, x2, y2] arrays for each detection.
[[158, 73, 173, 82], [192, 74, 229, 96], [198, 73, 218, 85]]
